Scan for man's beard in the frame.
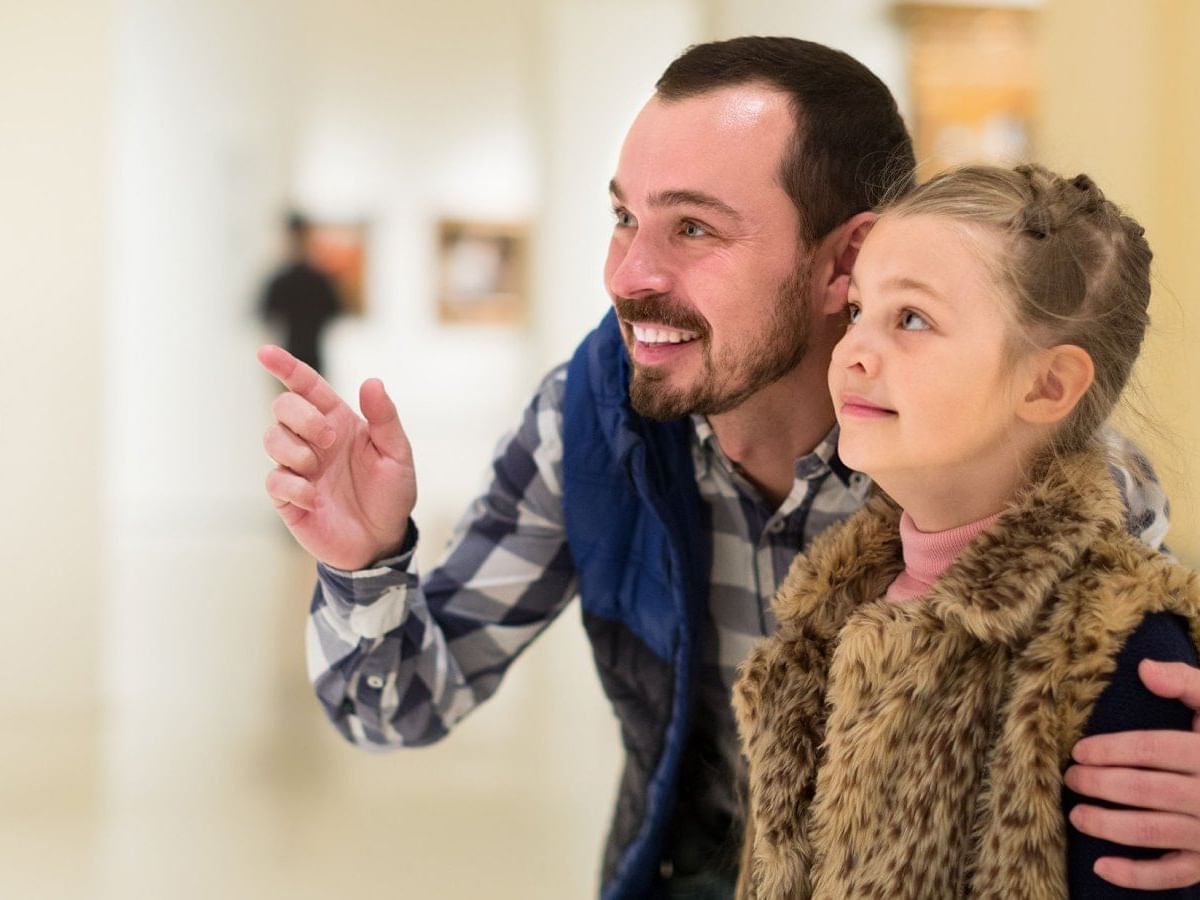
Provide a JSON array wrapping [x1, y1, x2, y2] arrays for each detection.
[[618, 257, 813, 421]]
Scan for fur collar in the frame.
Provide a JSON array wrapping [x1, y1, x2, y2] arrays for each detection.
[[774, 450, 1127, 646]]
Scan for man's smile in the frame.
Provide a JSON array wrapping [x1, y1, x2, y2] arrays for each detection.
[[629, 322, 701, 345], [623, 319, 703, 366]]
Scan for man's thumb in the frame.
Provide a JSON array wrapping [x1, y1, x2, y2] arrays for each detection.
[[359, 378, 409, 459]]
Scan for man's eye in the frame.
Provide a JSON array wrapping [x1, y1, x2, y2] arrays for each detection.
[[613, 208, 636, 228], [682, 221, 709, 238], [846, 302, 861, 324], [900, 309, 931, 331]]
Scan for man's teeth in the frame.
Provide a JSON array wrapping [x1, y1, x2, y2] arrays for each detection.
[[632, 324, 700, 345]]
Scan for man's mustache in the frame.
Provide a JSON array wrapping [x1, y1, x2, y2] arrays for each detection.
[[614, 296, 710, 338]]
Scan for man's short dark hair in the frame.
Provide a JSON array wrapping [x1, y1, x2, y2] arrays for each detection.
[[656, 36, 916, 245]]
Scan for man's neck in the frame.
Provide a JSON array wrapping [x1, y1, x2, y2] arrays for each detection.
[[706, 355, 836, 509]]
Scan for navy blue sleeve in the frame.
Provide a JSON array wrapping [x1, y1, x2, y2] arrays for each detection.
[[1065, 611, 1200, 898]]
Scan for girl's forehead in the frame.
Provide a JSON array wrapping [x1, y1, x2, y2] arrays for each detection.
[[855, 214, 1019, 327], [859, 214, 1003, 287]]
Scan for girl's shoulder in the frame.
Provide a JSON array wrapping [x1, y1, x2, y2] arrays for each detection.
[[1083, 527, 1200, 621]]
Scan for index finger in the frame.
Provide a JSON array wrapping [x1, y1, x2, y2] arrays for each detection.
[[1073, 729, 1200, 774], [257, 345, 343, 415]]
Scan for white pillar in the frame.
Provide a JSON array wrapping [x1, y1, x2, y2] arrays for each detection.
[[0, 0, 111, 804]]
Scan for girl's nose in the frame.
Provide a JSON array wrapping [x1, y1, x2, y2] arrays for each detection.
[[831, 323, 880, 377]]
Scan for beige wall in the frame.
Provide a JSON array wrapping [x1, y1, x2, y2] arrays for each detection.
[[1039, 0, 1200, 565], [0, 2, 111, 801]]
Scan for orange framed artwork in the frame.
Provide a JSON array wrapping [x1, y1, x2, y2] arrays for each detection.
[[435, 219, 529, 325], [308, 222, 368, 316], [894, 2, 1038, 180]]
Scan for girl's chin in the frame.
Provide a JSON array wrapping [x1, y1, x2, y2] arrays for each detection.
[[834, 438, 879, 475], [836, 445, 901, 490]]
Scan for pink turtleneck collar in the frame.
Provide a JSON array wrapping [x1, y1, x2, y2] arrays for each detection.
[[883, 510, 1002, 603]]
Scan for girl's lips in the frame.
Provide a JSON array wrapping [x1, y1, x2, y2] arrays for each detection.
[[840, 394, 897, 418]]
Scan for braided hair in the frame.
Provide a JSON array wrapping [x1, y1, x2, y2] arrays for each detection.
[[882, 163, 1152, 454]]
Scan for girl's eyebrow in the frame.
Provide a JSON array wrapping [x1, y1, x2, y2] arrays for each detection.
[[848, 274, 946, 303], [882, 275, 944, 301]]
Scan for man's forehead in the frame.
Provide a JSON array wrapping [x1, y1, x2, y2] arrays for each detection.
[[632, 84, 792, 140], [613, 85, 793, 200]]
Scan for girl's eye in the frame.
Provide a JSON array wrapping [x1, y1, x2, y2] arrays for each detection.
[[682, 221, 709, 238], [846, 302, 862, 324], [900, 309, 930, 331], [613, 208, 636, 228]]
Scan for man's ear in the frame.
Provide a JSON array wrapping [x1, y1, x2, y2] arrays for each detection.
[[1017, 344, 1095, 426], [814, 212, 877, 316]]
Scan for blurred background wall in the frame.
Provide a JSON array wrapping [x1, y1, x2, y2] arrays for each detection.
[[1038, 0, 1200, 563], [2, 1, 1198, 897]]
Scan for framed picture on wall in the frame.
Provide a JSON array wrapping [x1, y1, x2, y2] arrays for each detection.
[[308, 221, 369, 316], [436, 219, 529, 325], [894, 2, 1037, 180]]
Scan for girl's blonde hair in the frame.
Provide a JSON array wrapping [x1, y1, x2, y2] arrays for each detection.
[[882, 163, 1152, 454]]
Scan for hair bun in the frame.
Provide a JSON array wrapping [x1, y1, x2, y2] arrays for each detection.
[[1019, 202, 1054, 240], [1069, 173, 1108, 214], [1070, 174, 1096, 193]]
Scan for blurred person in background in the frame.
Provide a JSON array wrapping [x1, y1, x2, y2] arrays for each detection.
[[259, 211, 342, 376], [260, 37, 1200, 899]]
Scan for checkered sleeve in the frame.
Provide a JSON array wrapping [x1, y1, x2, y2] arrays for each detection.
[[306, 365, 577, 748], [1102, 426, 1171, 551]]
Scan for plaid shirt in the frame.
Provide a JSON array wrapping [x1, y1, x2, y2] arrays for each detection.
[[308, 363, 1170, 754]]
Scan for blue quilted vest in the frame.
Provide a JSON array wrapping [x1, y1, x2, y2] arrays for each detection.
[[562, 309, 713, 898]]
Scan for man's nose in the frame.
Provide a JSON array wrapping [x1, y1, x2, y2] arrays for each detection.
[[608, 231, 672, 299]]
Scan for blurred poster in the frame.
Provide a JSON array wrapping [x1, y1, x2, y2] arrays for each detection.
[[895, 2, 1037, 180], [309, 222, 368, 316], [436, 219, 529, 325]]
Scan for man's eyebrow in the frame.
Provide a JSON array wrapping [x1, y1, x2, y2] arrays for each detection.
[[608, 179, 742, 221]]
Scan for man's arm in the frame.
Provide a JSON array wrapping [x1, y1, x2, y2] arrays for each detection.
[[305, 366, 579, 747], [1067, 432, 1200, 890], [1067, 660, 1200, 891], [1064, 615, 1200, 897]]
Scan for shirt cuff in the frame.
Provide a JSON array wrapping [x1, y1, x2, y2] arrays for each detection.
[[315, 520, 420, 613], [318, 519, 420, 579]]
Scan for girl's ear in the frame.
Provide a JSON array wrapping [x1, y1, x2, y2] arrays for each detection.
[[1017, 344, 1095, 426], [816, 212, 877, 316]]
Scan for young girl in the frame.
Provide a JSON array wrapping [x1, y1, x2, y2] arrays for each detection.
[[733, 164, 1200, 899]]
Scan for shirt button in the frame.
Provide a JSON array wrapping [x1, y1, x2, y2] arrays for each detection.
[[769, 520, 785, 534], [850, 473, 867, 487], [366, 674, 385, 690]]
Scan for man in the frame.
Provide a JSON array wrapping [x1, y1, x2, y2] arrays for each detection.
[[261, 37, 1200, 899], [259, 211, 342, 376]]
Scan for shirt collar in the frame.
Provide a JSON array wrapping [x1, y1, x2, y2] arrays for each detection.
[[690, 417, 855, 489]]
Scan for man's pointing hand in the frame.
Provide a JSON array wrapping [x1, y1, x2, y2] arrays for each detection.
[[258, 345, 416, 570]]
